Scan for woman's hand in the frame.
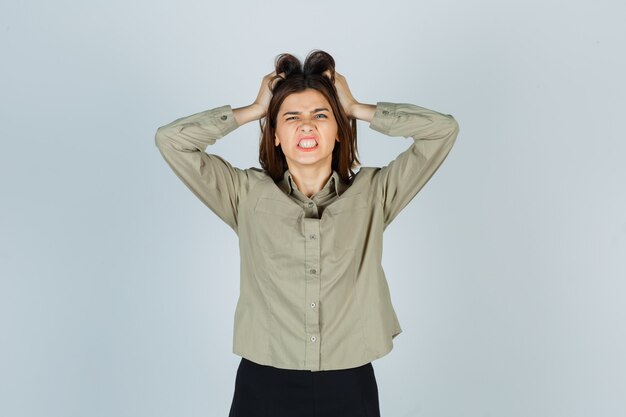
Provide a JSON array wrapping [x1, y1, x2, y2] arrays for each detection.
[[252, 71, 281, 117], [326, 70, 374, 123], [331, 71, 359, 118], [234, 71, 283, 126]]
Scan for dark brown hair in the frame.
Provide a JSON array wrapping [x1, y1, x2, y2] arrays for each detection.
[[259, 50, 359, 183]]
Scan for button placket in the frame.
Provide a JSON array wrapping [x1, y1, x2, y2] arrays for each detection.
[[303, 218, 321, 371], [303, 200, 318, 219]]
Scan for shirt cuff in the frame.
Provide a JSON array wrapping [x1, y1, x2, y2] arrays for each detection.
[[368, 102, 398, 135], [210, 105, 239, 137]]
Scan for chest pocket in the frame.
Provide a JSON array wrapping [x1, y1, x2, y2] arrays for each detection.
[[323, 193, 370, 250], [252, 197, 303, 255]]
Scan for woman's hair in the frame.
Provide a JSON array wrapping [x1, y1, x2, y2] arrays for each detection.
[[259, 50, 359, 183]]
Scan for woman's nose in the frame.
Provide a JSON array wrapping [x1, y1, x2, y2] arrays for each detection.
[[300, 118, 315, 131]]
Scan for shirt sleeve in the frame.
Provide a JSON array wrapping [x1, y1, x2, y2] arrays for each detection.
[[154, 105, 249, 232], [368, 102, 459, 228]]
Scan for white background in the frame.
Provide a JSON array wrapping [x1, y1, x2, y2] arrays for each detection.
[[1, 1, 625, 416]]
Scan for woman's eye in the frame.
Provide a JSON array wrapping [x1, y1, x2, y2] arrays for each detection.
[[285, 114, 326, 121]]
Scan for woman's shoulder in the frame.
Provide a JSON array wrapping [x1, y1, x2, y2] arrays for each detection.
[[350, 166, 380, 180], [242, 167, 272, 182], [343, 166, 379, 192]]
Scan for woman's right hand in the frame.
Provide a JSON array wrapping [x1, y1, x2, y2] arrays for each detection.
[[234, 71, 282, 125], [251, 71, 279, 117]]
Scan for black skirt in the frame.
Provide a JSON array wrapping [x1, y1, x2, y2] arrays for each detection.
[[228, 358, 381, 417]]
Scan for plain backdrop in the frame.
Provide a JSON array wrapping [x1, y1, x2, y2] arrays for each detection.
[[1, 1, 625, 416]]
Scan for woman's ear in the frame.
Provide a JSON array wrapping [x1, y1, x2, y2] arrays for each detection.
[[275, 135, 280, 147]]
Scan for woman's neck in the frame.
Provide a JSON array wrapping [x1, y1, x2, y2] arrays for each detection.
[[288, 165, 333, 198]]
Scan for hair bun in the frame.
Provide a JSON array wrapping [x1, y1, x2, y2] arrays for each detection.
[[304, 50, 335, 78], [273, 50, 336, 83], [274, 53, 303, 78], [303, 50, 335, 81]]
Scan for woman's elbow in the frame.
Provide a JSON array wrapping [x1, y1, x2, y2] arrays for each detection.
[[154, 125, 173, 149], [445, 115, 460, 137]]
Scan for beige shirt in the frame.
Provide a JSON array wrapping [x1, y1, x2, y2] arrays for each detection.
[[155, 102, 459, 371]]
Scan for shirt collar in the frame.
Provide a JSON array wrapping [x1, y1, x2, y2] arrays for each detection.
[[278, 169, 347, 197]]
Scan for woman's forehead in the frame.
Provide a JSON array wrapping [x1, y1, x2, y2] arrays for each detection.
[[280, 89, 331, 112]]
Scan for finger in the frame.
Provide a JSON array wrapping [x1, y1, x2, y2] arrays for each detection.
[[268, 72, 285, 90]]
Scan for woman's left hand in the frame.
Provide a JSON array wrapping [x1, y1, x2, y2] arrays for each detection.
[[325, 70, 358, 118]]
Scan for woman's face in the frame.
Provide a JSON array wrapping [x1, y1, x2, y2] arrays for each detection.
[[274, 88, 339, 174]]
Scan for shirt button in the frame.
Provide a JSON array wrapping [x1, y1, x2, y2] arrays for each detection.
[[310, 336, 317, 342], [309, 268, 317, 274], [310, 302, 316, 308], [309, 234, 316, 240], [382, 110, 389, 115], [220, 115, 228, 120], [307, 202, 314, 208]]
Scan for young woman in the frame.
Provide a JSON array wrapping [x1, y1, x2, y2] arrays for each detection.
[[155, 50, 459, 417]]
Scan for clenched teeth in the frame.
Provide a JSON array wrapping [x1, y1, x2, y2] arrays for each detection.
[[298, 139, 318, 148]]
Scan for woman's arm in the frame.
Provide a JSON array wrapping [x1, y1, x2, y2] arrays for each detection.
[[331, 71, 459, 227], [368, 102, 459, 227], [154, 72, 276, 232]]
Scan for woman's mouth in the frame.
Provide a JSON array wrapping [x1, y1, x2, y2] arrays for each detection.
[[298, 138, 318, 149]]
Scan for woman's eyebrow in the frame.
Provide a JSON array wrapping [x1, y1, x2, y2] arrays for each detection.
[[282, 107, 330, 116]]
